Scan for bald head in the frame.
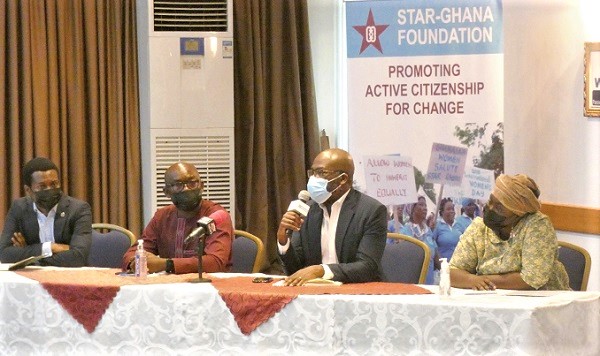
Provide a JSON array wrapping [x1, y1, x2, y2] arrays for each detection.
[[165, 162, 201, 185], [308, 149, 354, 204], [312, 148, 355, 181]]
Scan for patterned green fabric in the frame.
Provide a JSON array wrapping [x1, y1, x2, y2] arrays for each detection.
[[450, 212, 569, 290]]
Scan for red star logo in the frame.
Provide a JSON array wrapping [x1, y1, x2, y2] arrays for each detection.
[[352, 9, 389, 54]]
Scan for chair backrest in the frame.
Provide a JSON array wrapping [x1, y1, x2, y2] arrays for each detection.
[[88, 223, 136, 268], [382, 233, 431, 284], [231, 229, 265, 273], [557, 241, 591, 291]]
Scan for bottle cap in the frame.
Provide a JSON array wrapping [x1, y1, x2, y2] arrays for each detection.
[[439, 257, 449, 271]]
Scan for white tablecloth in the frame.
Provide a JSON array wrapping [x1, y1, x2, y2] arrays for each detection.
[[0, 270, 598, 355]]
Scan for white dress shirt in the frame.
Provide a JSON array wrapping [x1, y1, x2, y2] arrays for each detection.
[[33, 202, 57, 257], [278, 189, 351, 280]]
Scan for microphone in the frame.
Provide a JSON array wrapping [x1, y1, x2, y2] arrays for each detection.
[[285, 190, 311, 237], [187, 209, 229, 284], [184, 210, 229, 244]]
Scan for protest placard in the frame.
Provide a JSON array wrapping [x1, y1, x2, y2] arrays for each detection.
[[364, 155, 417, 205], [426, 143, 468, 186]]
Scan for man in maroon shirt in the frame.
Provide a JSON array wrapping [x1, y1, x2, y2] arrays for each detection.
[[121, 162, 233, 274]]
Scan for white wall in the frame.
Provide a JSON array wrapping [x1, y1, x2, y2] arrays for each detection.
[[503, 0, 599, 291], [307, 0, 340, 145], [308, 0, 600, 291]]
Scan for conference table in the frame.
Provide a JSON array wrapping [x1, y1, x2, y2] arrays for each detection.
[[0, 267, 598, 355]]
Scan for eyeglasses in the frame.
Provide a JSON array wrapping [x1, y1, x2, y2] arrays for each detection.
[[307, 168, 343, 179], [165, 180, 200, 193]]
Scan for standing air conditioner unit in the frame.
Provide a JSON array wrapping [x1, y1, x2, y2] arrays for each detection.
[[137, 0, 234, 224]]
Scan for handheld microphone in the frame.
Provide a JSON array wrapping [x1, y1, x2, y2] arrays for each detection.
[[184, 210, 228, 244], [285, 190, 311, 237]]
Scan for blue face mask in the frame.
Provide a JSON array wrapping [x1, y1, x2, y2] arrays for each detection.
[[307, 174, 344, 204]]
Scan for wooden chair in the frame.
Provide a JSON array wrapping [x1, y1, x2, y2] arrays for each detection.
[[557, 241, 591, 291], [382, 233, 431, 284], [231, 229, 265, 273], [88, 223, 136, 268]]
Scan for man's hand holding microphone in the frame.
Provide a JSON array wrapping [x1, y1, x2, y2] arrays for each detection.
[[277, 190, 311, 246], [278, 190, 324, 286]]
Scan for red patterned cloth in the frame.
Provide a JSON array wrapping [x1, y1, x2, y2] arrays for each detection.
[[41, 284, 119, 333], [211, 277, 432, 335], [15, 269, 197, 333], [16, 270, 431, 335]]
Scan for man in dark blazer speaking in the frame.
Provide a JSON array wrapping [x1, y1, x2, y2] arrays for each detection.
[[277, 148, 387, 285], [0, 157, 92, 267]]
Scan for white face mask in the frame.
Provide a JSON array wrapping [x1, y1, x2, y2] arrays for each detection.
[[306, 173, 344, 204]]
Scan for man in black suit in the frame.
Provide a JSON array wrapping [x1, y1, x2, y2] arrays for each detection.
[[277, 148, 387, 285], [0, 157, 92, 266]]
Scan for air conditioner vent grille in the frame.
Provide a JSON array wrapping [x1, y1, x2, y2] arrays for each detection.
[[153, 0, 228, 32]]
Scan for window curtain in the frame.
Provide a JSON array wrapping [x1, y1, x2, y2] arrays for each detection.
[[0, 0, 142, 237], [233, 0, 320, 273]]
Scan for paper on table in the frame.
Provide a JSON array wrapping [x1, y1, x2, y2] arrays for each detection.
[[273, 278, 343, 287], [505, 290, 565, 297], [0, 255, 46, 271], [461, 290, 498, 295], [459, 290, 566, 297]]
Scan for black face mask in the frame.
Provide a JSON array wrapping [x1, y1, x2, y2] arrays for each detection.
[[171, 189, 202, 212], [483, 206, 507, 234], [34, 188, 63, 211]]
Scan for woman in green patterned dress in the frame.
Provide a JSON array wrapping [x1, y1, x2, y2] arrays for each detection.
[[450, 174, 569, 291]]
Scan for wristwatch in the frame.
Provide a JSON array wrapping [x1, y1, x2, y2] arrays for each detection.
[[165, 258, 175, 274]]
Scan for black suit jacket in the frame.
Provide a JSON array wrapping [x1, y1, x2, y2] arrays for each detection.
[[0, 195, 92, 266], [279, 189, 387, 283]]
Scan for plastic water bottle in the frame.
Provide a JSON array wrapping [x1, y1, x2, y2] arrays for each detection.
[[439, 257, 451, 298], [135, 239, 147, 278]]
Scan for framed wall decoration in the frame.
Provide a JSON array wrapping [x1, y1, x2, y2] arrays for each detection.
[[584, 42, 600, 117]]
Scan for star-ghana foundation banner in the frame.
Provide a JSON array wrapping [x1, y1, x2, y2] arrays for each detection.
[[346, 0, 503, 212]]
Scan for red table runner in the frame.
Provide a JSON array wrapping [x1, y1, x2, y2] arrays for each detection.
[[212, 277, 432, 335], [15, 269, 196, 332], [15, 269, 431, 335]]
